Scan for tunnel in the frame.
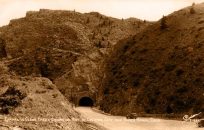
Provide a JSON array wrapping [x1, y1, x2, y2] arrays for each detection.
[[79, 97, 94, 107]]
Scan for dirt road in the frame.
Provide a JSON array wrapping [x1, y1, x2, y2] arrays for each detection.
[[75, 107, 201, 130]]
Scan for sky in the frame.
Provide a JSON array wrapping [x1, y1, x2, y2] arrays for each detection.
[[0, 0, 204, 26]]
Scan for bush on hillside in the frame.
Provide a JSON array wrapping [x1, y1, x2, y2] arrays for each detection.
[[190, 3, 196, 14], [160, 16, 168, 29]]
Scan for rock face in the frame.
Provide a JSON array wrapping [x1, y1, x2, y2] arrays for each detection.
[[0, 9, 149, 101], [99, 4, 204, 115], [55, 48, 108, 99]]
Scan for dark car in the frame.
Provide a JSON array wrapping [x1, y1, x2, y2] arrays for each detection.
[[198, 120, 204, 127], [126, 113, 138, 119]]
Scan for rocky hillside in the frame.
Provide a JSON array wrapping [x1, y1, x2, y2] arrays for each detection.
[[0, 9, 148, 77], [0, 9, 149, 99], [99, 3, 204, 116], [0, 62, 90, 130]]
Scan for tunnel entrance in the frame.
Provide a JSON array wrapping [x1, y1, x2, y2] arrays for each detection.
[[79, 97, 94, 107]]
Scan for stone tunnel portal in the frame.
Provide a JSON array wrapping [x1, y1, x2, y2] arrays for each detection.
[[79, 97, 94, 107]]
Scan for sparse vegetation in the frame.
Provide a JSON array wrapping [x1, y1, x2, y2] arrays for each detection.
[[99, 3, 204, 116]]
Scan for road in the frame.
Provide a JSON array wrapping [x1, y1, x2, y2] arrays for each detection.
[[75, 107, 202, 130]]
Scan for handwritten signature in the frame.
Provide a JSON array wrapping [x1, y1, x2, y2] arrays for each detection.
[[183, 112, 203, 123]]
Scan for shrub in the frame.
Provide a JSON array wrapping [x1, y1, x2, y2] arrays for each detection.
[[35, 90, 46, 94], [175, 68, 184, 76], [190, 3, 196, 14], [176, 86, 188, 93], [0, 38, 7, 58], [95, 41, 103, 48], [160, 16, 168, 29], [0, 86, 26, 114], [86, 18, 90, 24], [190, 7, 196, 14], [164, 63, 176, 72], [52, 94, 58, 98]]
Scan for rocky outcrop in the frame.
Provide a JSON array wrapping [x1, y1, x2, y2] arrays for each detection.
[[55, 48, 108, 98]]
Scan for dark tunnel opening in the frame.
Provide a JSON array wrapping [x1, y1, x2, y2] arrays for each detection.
[[79, 97, 94, 107]]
